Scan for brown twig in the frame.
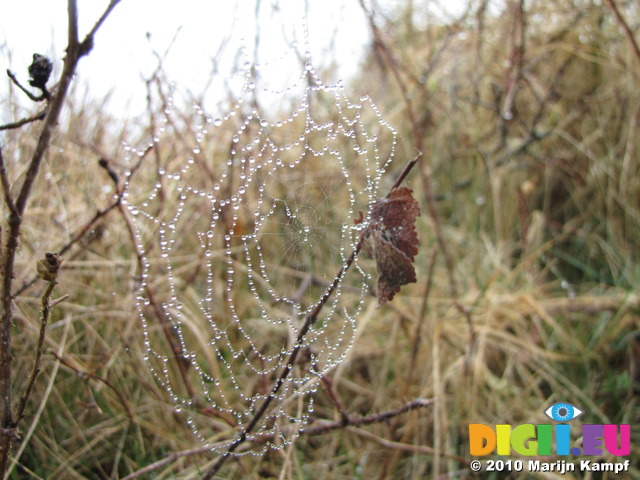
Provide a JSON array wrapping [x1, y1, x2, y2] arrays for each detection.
[[121, 444, 215, 480], [403, 249, 438, 399], [0, 0, 121, 474], [320, 375, 349, 425], [379, 249, 437, 477], [50, 351, 136, 424], [358, 0, 458, 298], [13, 284, 67, 426], [0, 150, 17, 217], [117, 165, 197, 401], [501, 0, 526, 121], [84, 0, 121, 42], [124, 397, 434, 480], [347, 424, 468, 464], [297, 397, 434, 437], [5, 70, 48, 103], [0, 108, 48, 131], [200, 152, 421, 479], [605, 0, 640, 66], [26, 140, 193, 402], [12, 150, 149, 299]]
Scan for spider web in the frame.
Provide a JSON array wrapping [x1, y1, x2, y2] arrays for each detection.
[[125, 6, 398, 454]]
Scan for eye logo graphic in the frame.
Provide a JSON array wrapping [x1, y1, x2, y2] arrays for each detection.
[[469, 402, 631, 457], [544, 402, 583, 422]]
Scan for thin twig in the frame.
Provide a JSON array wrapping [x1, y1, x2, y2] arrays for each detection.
[[347, 424, 468, 464], [297, 398, 434, 436], [320, 375, 349, 425], [5, 70, 47, 102], [388, 153, 421, 193], [403, 249, 438, 399], [0, 149, 17, 216], [357, 0, 458, 298], [121, 445, 215, 480], [124, 397, 434, 480], [13, 150, 151, 298], [0, 109, 48, 131], [117, 157, 197, 400], [501, 0, 526, 121], [12, 199, 121, 298], [4, 321, 69, 480], [50, 351, 136, 423], [13, 283, 65, 425], [200, 152, 421, 479], [605, 0, 640, 66], [84, 0, 122, 47]]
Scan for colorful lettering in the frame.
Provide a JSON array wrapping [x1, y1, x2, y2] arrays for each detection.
[[604, 424, 630, 456], [511, 424, 536, 455], [468, 424, 495, 456], [555, 424, 571, 455], [537, 424, 552, 455], [496, 425, 511, 455], [583, 424, 603, 455], [468, 423, 631, 457]]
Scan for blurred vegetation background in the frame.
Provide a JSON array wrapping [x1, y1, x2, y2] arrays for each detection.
[[1, 0, 639, 478]]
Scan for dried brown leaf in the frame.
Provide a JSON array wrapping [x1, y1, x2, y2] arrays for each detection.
[[368, 187, 420, 306]]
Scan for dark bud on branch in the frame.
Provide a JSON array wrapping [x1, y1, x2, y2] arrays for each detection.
[[28, 54, 53, 91], [36, 252, 62, 283]]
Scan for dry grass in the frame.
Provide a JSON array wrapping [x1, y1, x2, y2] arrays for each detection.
[[1, 0, 639, 479]]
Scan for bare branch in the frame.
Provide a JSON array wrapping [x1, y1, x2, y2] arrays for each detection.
[[319, 375, 349, 425], [67, 0, 79, 48], [12, 149, 151, 299], [0, 0, 122, 473], [83, 0, 122, 50], [5, 70, 48, 102], [0, 109, 47, 131], [347, 424, 468, 464], [13, 280, 64, 425], [125, 397, 434, 480], [0, 149, 17, 216], [357, 0, 458, 298], [299, 398, 434, 436], [50, 351, 136, 423], [200, 153, 421, 479], [116, 145, 197, 401], [121, 445, 215, 480], [605, 0, 640, 66]]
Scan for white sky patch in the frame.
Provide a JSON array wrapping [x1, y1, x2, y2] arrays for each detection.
[[0, 1, 372, 119]]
